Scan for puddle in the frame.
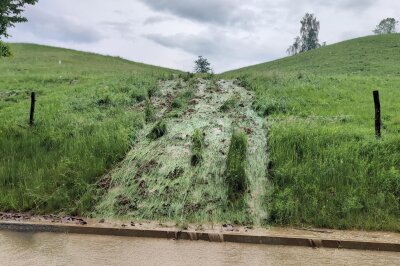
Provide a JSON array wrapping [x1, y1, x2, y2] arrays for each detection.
[[0, 231, 399, 266]]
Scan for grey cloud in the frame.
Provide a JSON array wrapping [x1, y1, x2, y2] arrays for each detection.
[[101, 21, 135, 38], [21, 9, 102, 43], [325, 0, 375, 9], [145, 33, 218, 56], [144, 31, 274, 72], [294, 0, 376, 11], [138, 0, 258, 27], [140, 0, 377, 28], [144, 31, 265, 60], [143, 16, 173, 25]]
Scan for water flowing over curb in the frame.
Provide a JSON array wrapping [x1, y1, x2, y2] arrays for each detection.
[[1, 221, 399, 253]]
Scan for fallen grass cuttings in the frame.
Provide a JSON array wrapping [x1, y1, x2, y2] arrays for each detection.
[[96, 79, 267, 226], [147, 121, 167, 140], [168, 84, 196, 117], [191, 129, 204, 166], [225, 128, 248, 201]]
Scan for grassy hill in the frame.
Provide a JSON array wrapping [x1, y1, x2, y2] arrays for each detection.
[[223, 34, 400, 231], [226, 34, 400, 76], [0, 44, 179, 214], [1, 35, 399, 232]]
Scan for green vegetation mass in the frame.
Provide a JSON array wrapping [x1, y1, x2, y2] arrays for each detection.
[[0, 43, 178, 214], [1, 34, 400, 232], [223, 34, 400, 231]]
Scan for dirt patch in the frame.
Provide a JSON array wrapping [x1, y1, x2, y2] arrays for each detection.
[[0, 212, 87, 225], [135, 159, 158, 179]]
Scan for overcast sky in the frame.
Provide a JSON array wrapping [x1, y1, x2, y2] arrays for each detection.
[[8, 0, 400, 73]]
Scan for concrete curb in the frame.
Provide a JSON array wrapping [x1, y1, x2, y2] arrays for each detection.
[[0, 222, 399, 252]]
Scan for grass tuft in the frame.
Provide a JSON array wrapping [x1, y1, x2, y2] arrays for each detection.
[[220, 95, 239, 112], [145, 100, 155, 123], [147, 121, 167, 140], [191, 129, 204, 166], [225, 128, 248, 201]]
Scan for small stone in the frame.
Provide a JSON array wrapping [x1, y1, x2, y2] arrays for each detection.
[[99, 219, 105, 223]]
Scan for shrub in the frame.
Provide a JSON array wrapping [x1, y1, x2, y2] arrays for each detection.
[[0, 41, 12, 57], [147, 121, 167, 140], [180, 72, 195, 82], [225, 128, 248, 200], [191, 129, 204, 166]]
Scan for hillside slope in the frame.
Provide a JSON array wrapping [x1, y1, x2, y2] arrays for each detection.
[[1, 36, 400, 231], [223, 34, 400, 231], [0, 44, 179, 214], [226, 34, 400, 76]]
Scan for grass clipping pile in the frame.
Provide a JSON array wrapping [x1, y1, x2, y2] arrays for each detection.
[[96, 78, 270, 226]]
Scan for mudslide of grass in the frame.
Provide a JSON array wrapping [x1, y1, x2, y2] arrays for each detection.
[[96, 78, 270, 226]]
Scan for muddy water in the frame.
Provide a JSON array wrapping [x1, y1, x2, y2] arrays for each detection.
[[0, 232, 399, 266]]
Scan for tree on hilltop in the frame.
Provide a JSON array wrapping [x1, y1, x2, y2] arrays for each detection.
[[0, 0, 38, 57], [287, 13, 323, 55], [373, 18, 398, 35], [194, 56, 212, 74]]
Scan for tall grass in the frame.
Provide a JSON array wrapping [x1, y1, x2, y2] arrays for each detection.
[[191, 129, 204, 166], [223, 34, 400, 231], [225, 129, 248, 201], [0, 44, 179, 214]]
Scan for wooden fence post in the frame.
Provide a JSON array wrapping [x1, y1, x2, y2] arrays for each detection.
[[30, 92, 36, 126], [373, 90, 381, 139]]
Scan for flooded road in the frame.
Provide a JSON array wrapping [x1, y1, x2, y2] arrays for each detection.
[[0, 231, 399, 266]]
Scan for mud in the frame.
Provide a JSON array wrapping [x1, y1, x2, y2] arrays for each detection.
[[0, 212, 87, 225], [1, 215, 400, 247], [0, 230, 400, 266]]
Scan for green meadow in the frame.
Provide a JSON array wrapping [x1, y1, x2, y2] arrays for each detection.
[[0, 44, 178, 214], [223, 34, 400, 231]]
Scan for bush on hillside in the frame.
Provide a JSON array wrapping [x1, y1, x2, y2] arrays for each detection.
[[0, 42, 12, 57]]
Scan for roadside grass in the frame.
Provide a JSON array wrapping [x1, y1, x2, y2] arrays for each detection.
[[0, 43, 178, 214], [223, 34, 400, 231]]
